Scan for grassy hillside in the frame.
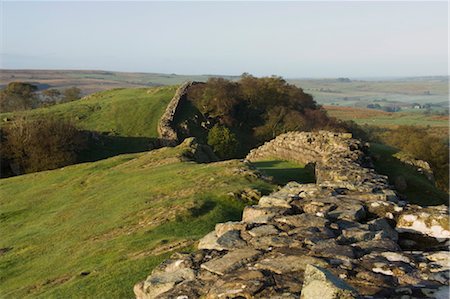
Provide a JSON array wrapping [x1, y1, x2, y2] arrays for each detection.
[[1, 86, 177, 161], [369, 143, 447, 205], [0, 141, 275, 298]]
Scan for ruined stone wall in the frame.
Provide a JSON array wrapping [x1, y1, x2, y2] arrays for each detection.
[[157, 81, 202, 146], [135, 131, 450, 299]]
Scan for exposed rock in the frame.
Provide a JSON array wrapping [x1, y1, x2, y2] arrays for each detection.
[[198, 231, 225, 251], [300, 264, 357, 299], [255, 255, 328, 274], [248, 224, 279, 237], [201, 248, 260, 275], [215, 221, 246, 238], [397, 206, 450, 239]]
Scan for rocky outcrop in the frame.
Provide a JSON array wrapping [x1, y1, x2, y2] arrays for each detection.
[[135, 131, 449, 299], [158, 81, 203, 146]]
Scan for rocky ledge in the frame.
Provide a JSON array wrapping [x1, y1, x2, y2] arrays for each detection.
[[134, 132, 449, 299]]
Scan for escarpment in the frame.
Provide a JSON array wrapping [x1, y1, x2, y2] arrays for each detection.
[[135, 131, 449, 299]]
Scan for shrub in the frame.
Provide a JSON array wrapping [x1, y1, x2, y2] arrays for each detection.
[[207, 124, 238, 159], [0, 82, 38, 112], [1, 116, 87, 175]]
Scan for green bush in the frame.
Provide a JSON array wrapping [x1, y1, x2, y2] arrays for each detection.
[[207, 124, 238, 159]]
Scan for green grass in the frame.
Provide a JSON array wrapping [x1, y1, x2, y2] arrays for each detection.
[[1, 86, 177, 161], [369, 143, 447, 205], [251, 159, 316, 185], [0, 142, 275, 298]]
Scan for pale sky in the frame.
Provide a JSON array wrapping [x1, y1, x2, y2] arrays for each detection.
[[1, 1, 448, 78]]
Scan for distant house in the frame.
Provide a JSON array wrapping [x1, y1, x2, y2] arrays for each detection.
[[413, 104, 422, 109]]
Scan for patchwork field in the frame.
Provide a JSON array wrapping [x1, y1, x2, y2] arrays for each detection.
[[324, 105, 449, 128]]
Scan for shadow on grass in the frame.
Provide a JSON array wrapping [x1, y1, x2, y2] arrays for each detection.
[[370, 143, 447, 206], [78, 131, 160, 163], [252, 160, 316, 185]]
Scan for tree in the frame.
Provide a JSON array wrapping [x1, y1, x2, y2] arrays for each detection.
[[63, 87, 82, 102], [42, 88, 62, 105], [0, 82, 38, 112], [1, 116, 87, 174], [207, 124, 238, 159]]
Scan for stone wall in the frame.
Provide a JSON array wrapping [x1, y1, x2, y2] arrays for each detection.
[[157, 81, 202, 146], [135, 131, 449, 299]]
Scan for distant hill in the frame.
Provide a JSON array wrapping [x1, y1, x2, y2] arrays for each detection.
[[1, 86, 177, 161]]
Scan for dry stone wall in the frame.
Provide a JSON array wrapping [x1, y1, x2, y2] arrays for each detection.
[[158, 81, 202, 146], [135, 131, 449, 299]]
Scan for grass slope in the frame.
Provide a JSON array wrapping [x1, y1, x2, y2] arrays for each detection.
[[0, 142, 274, 298], [1, 86, 177, 161], [251, 160, 315, 185], [369, 143, 447, 205]]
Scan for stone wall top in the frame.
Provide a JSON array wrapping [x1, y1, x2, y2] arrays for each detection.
[[157, 81, 202, 146]]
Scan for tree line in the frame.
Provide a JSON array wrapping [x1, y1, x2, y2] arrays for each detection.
[[0, 82, 82, 112]]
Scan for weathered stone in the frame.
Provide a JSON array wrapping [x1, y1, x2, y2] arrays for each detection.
[[381, 252, 411, 264], [139, 268, 196, 299], [367, 218, 399, 241], [205, 270, 267, 299], [352, 239, 401, 255], [397, 206, 450, 239], [259, 195, 293, 208], [327, 201, 366, 222], [242, 206, 280, 223], [215, 221, 246, 237], [249, 235, 303, 250], [255, 255, 328, 274], [216, 230, 247, 249], [197, 231, 225, 251], [200, 248, 260, 275], [311, 240, 355, 259], [300, 264, 357, 299], [248, 224, 279, 237], [275, 214, 329, 228]]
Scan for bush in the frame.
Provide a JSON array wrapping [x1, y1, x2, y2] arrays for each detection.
[[1, 116, 87, 175], [207, 124, 238, 159], [0, 82, 38, 112]]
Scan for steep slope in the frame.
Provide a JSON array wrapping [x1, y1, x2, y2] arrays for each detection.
[[0, 140, 275, 298]]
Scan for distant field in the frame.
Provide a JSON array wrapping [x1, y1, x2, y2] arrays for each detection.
[[0, 69, 238, 95], [1, 86, 177, 161], [324, 105, 449, 129], [289, 77, 449, 106], [0, 142, 275, 298], [1, 70, 447, 109]]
